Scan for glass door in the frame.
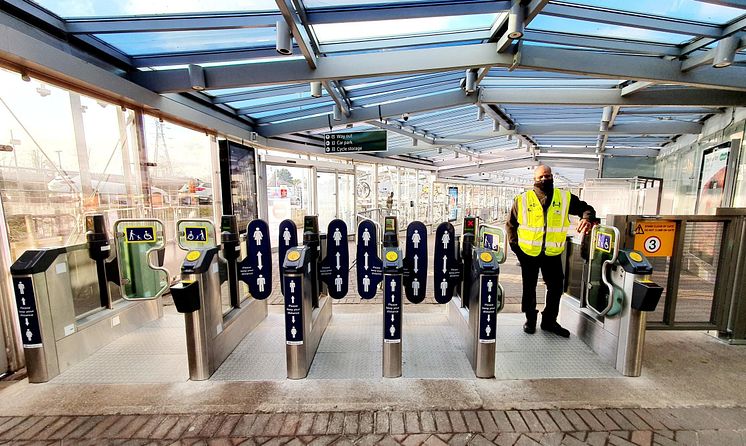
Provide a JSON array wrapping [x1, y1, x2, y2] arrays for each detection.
[[317, 171, 337, 229], [338, 173, 355, 233], [266, 165, 312, 247]]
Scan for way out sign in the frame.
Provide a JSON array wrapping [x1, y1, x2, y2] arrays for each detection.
[[633, 220, 676, 257]]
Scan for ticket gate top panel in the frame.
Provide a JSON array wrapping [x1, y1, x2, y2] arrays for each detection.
[[433, 222, 461, 304], [403, 221, 428, 304], [319, 219, 350, 299], [177, 219, 217, 250], [240, 219, 273, 300], [356, 219, 383, 300], [114, 219, 169, 300], [478, 224, 507, 264]]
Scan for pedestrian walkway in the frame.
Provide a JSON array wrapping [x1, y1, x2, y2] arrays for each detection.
[[1, 407, 745, 444]]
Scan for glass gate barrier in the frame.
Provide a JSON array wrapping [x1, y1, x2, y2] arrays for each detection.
[[587, 225, 623, 316], [113, 219, 170, 300]]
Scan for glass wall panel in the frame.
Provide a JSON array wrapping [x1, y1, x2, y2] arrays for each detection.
[[735, 135, 746, 207], [0, 68, 140, 263], [355, 163, 375, 218], [417, 171, 432, 224], [141, 115, 215, 278], [377, 165, 398, 212], [266, 165, 312, 247], [399, 168, 417, 226]]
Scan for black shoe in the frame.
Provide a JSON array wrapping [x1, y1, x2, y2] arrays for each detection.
[[541, 321, 570, 338], [523, 320, 536, 334], [523, 310, 538, 334]]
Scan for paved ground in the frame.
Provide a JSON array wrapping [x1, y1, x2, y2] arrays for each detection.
[[1, 407, 745, 445]]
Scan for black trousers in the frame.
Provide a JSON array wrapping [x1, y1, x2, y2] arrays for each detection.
[[519, 252, 564, 323]]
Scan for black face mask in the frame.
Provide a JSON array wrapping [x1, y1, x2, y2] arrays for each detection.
[[534, 179, 554, 192]]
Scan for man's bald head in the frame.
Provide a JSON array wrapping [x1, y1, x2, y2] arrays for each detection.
[[534, 165, 553, 182]]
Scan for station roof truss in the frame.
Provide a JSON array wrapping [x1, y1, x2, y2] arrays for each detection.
[[2, 0, 746, 183]]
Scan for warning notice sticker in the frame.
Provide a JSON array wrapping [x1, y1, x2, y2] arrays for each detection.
[[633, 220, 676, 257]]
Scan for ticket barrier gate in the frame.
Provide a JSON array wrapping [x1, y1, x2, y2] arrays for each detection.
[[281, 216, 350, 379], [560, 225, 664, 376], [10, 216, 168, 383], [444, 218, 505, 378], [355, 216, 428, 378], [170, 216, 269, 380]]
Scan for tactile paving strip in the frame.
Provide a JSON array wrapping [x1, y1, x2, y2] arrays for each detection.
[[51, 303, 620, 383], [51, 309, 189, 384]]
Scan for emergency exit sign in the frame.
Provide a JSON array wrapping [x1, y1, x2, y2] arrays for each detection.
[[324, 131, 387, 153]]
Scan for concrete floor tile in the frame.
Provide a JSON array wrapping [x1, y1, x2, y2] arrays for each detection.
[[448, 411, 467, 433]]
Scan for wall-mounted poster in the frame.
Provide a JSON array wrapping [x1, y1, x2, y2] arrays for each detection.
[[447, 186, 459, 222], [697, 143, 730, 215]]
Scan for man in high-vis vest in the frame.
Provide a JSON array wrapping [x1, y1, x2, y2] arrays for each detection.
[[506, 165, 597, 338]]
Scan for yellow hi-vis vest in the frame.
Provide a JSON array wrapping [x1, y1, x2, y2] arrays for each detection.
[[516, 188, 571, 257]]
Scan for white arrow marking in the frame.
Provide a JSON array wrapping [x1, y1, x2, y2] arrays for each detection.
[[364, 252, 369, 270], [257, 252, 263, 270], [291, 295, 295, 304], [487, 315, 491, 322], [413, 255, 419, 273], [292, 316, 295, 324], [21, 297, 26, 306], [487, 294, 492, 303], [335, 252, 341, 270], [24, 318, 29, 326], [442, 255, 448, 273], [391, 314, 394, 322]]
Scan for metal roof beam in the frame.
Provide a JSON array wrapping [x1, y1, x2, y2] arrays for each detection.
[[323, 80, 351, 117], [681, 35, 746, 71], [307, 1, 510, 23], [679, 17, 746, 56], [621, 81, 654, 96], [319, 30, 490, 54], [480, 86, 746, 106], [132, 43, 746, 93], [522, 30, 680, 56], [212, 84, 308, 104], [276, 0, 317, 69], [258, 90, 477, 136], [65, 13, 280, 34], [541, 2, 722, 38]]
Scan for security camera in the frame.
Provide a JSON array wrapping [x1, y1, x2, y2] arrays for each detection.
[[402, 113, 409, 122]]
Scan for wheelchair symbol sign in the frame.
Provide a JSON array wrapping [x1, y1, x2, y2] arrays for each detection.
[[644, 236, 661, 254]]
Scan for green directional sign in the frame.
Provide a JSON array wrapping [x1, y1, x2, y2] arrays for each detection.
[[324, 131, 387, 153]]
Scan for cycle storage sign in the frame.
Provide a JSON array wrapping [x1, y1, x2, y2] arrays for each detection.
[[633, 220, 676, 257]]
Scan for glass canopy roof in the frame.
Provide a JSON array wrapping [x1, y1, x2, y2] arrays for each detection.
[[14, 0, 746, 181]]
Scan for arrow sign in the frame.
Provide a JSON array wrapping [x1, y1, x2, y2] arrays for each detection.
[[384, 273, 401, 343], [239, 219, 272, 300], [403, 221, 428, 303], [357, 219, 383, 300], [479, 273, 498, 343], [13, 277, 41, 348], [320, 219, 349, 299], [284, 274, 303, 345], [278, 219, 298, 298], [433, 222, 459, 304]]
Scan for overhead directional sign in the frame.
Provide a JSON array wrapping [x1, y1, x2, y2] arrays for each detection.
[[403, 221, 428, 304], [478, 274, 499, 344], [320, 219, 349, 299], [356, 220, 383, 299], [324, 131, 387, 153], [238, 219, 272, 299], [433, 222, 462, 304], [278, 219, 298, 297], [13, 276, 42, 348], [283, 274, 303, 345], [384, 274, 402, 344]]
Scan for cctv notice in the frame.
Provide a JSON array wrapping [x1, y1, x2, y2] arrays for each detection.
[[324, 131, 387, 153]]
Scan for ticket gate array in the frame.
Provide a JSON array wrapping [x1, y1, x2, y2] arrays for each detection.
[[280, 216, 349, 379], [170, 216, 269, 380], [560, 225, 664, 376], [10, 216, 168, 383]]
